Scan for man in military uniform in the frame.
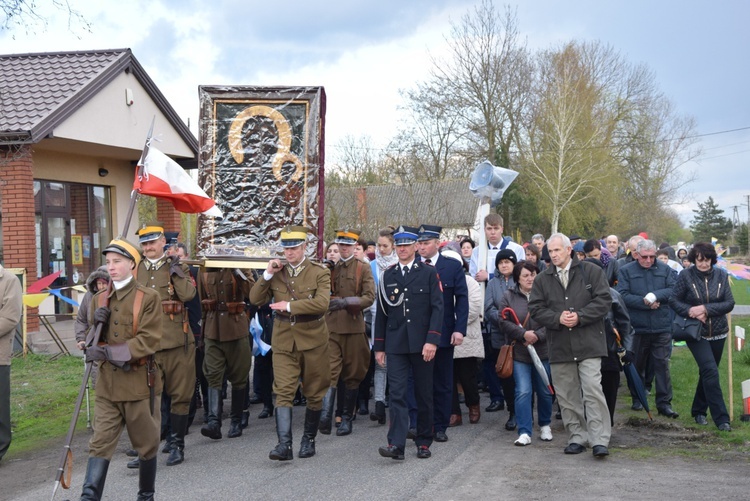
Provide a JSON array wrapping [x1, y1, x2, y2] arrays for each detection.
[[374, 226, 443, 461], [198, 267, 254, 440], [320, 229, 375, 436], [416, 224, 468, 442], [78, 238, 163, 500], [249, 226, 331, 461], [136, 225, 196, 467]]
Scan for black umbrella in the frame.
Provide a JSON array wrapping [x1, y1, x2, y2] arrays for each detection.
[[614, 327, 653, 421]]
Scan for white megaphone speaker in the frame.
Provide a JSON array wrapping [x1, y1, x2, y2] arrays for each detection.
[[469, 160, 518, 207]]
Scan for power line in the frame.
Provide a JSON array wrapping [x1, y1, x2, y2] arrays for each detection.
[[328, 125, 750, 154]]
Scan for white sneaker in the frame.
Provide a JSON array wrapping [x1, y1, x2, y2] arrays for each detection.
[[540, 425, 553, 441], [514, 433, 531, 446]]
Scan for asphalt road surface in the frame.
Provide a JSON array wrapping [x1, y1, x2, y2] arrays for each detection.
[[14, 391, 750, 501]]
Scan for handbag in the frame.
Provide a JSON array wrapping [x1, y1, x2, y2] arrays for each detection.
[[495, 342, 515, 378], [672, 316, 702, 342], [494, 311, 529, 378]]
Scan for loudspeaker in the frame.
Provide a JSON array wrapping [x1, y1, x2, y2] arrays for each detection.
[[469, 161, 518, 207]]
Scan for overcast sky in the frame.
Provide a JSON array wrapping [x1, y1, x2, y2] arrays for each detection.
[[2, 0, 748, 228]]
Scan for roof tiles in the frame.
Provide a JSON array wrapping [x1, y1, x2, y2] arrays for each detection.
[[0, 49, 127, 132]]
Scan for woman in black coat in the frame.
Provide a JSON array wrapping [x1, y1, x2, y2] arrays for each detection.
[[669, 242, 734, 431]]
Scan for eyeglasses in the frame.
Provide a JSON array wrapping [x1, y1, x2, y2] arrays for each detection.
[[695, 256, 712, 263], [638, 255, 656, 260]]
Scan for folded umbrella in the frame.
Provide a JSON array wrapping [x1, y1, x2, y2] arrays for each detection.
[[501, 307, 554, 395], [613, 327, 652, 420]]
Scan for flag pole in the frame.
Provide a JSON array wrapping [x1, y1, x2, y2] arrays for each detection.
[[51, 117, 156, 500]]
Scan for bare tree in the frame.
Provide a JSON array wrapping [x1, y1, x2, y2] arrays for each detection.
[[396, 81, 467, 181], [431, 1, 531, 166], [1, 0, 90, 37], [520, 41, 619, 234]]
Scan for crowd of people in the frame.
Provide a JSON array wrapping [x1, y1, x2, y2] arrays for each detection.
[[56, 220, 736, 499]]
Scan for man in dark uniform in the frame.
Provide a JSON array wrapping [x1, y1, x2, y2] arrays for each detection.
[[79, 238, 163, 500], [374, 226, 443, 461], [136, 225, 196, 467], [320, 229, 375, 436], [249, 226, 331, 460], [415, 224, 468, 442], [198, 267, 254, 439]]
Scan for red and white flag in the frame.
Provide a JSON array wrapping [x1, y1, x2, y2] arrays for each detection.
[[133, 147, 222, 217]]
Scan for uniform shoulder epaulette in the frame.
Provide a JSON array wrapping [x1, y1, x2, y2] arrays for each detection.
[[311, 261, 330, 270], [386, 263, 399, 269]]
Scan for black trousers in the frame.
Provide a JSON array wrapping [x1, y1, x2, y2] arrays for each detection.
[[687, 336, 729, 425], [600, 369, 620, 427], [254, 351, 274, 407], [632, 332, 673, 409], [452, 357, 480, 414], [387, 353, 434, 450]]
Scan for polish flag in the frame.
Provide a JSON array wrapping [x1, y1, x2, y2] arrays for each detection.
[[133, 147, 223, 217]]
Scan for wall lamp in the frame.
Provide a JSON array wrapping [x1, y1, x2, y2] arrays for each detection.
[[98, 168, 109, 177]]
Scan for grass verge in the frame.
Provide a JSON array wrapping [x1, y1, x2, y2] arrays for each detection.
[[8, 354, 91, 458]]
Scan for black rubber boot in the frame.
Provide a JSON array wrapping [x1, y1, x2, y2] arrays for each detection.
[[370, 400, 386, 425], [200, 387, 223, 440], [318, 387, 336, 435], [298, 408, 321, 458], [227, 387, 245, 438], [136, 456, 156, 501], [358, 397, 369, 415], [337, 388, 359, 436], [241, 409, 250, 429], [166, 413, 188, 466], [80, 456, 109, 500], [258, 403, 274, 419], [269, 406, 293, 461]]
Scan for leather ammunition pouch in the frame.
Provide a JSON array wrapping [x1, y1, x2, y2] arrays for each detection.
[[162, 300, 184, 315], [202, 299, 218, 311], [225, 302, 246, 314]]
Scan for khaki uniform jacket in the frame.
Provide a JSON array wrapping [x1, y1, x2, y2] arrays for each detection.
[[137, 255, 196, 350], [326, 257, 375, 335], [0, 265, 23, 366], [91, 279, 163, 401], [198, 268, 254, 342], [249, 258, 330, 352]]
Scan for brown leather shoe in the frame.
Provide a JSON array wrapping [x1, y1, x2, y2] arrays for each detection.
[[448, 414, 463, 427], [468, 405, 480, 424]]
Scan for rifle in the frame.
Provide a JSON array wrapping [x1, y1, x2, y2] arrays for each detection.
[[51, 117, 154, 500]]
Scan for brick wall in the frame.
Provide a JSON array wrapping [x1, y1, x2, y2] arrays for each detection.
[[156, 198, 181, 234], [1, 146, 39, 331]]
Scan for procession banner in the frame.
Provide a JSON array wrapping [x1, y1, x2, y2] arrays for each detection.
[[197, 86, 326, 261]]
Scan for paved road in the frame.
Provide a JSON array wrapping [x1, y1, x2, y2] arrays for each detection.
[[15, 392, 750, 501]]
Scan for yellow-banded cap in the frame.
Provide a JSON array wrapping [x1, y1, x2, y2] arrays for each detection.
[[334, 228, 360, 245], [103, 238, 141, 267], [280, 225, 309, 248], [136, 225, 164, 243]]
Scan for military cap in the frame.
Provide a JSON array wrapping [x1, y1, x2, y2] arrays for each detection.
[[417, 224, 442, 242], [136, 224, 164, 244], [393, 225, 419, 246], [333, 229, 360, 245], [103, 238, 142, 267], [279, 225, 309, 248]]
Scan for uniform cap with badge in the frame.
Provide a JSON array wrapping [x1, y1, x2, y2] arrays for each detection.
[[279, 225, 309, 248], [103, 238, 142, 267], [136, 224, 165, 244], [333, 228, 360, 245], [393, 225, 419, 246], [417, 224, 442, 242]]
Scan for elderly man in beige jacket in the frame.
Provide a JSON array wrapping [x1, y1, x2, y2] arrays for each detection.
[[0, 264, 23, 462]]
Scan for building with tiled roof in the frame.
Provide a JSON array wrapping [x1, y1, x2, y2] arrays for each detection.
[[326, 179, 479, 241], [0, 48, 197, 334]]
